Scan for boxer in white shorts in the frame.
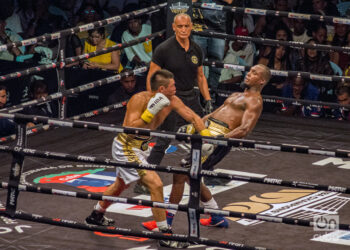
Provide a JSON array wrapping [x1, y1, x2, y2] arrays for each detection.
[[85, 69, 212, 248]]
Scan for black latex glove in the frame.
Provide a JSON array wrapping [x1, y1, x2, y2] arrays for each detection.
[[204, 100, 214, 115]]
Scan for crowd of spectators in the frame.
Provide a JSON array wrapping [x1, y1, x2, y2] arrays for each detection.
[[0, 0, 349, 126]]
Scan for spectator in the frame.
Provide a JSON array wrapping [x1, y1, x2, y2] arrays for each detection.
[[300, 1, 340, 41], [83, 27, 122, 72], [290, 19, 311, 70], [65, 34, 83, 63], [311, 0, 340, 16], [110, 3, 139, 45], [192, 0, 233, 96], [76, 4, 103, 43], [259, 42, 293, 112], [331, 23, 348, 46], [253, 0, 292, 38], [296, 39, 335, 102], [103, 1, 120, 17], [259, 44, 291, 70], [139, 0, 167, 50], [334, 83, 350, 121], [231, 13, 255, 34], [24, 0, 67, 38], [49, 0, 82, 27], [0, 18, 24, 61], [312, 22, 328, 45], [0, 85, 16, 137], [5, 1, 23, 35], [16, 0, 35, 38], [22, 79, 57, 128], [107, 69, 144, 106], [258, 23, 293, 63], [105, 68, 145, 128], [280, 76, 320, 117], [330, 25, 350, 73], [121, 17, 152, 67], [218, 27, 254, 91], [292, 19, 311, 43], [259, 44, 291, 98]]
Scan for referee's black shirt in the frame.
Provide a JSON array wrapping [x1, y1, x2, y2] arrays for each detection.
[[152, 36, 203, 91]]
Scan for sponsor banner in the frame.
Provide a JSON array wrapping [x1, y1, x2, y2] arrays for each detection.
[[312, 230, 350, 246], [224, 189, 350, 226], [23, 164, 265, 218], [288, 13, 311, 20]]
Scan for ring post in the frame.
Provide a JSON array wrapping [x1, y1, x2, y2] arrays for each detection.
[[187, 136, 202, 240], [57, 37, 67, 119], [6, 119, 27, 217]]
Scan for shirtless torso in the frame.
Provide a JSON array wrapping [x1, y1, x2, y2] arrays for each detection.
[[207, 90, 263, 139]]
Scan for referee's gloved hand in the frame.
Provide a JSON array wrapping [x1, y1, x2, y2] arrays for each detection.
[[204, 100, 214, 115]]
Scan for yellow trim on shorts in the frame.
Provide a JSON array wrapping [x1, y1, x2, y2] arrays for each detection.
[[200, 119, 230, 163], [117, 133, 150, 151], [207, 119, 231, 136], [118, 133, 147, 178]]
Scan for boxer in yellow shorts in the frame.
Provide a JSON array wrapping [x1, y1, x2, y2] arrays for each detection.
[[142, 64, 271, 231]]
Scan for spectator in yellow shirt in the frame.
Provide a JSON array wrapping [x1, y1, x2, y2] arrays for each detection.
[[83, 27, 122, 72]]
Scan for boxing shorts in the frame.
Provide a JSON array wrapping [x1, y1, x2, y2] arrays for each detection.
[[112, 133, 151, 185], [181, 117, 231, 171]]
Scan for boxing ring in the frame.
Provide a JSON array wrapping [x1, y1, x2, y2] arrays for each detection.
[[0, 1, 350, 250]]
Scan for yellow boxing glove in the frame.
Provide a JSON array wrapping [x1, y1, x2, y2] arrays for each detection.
[[141, 93, 170, 123]]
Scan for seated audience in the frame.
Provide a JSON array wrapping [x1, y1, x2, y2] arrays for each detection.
[[295, 39, 335, 102], [219, 27, 254, 91], [121, 17, 152, 67], [259, 44, 291, 97], [83, 27, 122, 72], [231, 13, 255, 34], [25, 0, 67, 38], [0, 18, 24, 61], [16, 0, 35, 38], [76, 3, 104, 43], [105, 68, 145, 124], [0, 85, 16, 137], [292, 19, 311, 43], [22, 79, 57, 127], [280, 76, 320, 117], [258, 23, 293, 64], [312, 22, 328, 45], [253, 0, 292, 38], [65, 34, 83, 66], [5, 1, 23, 35], [106, 69, 144, 106], [333, 83, 350, 121], [331, 26, 350, 73]]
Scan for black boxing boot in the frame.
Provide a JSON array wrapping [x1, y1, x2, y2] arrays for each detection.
[[85, 210, 115, 226], [158, 227, 190, 248]]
